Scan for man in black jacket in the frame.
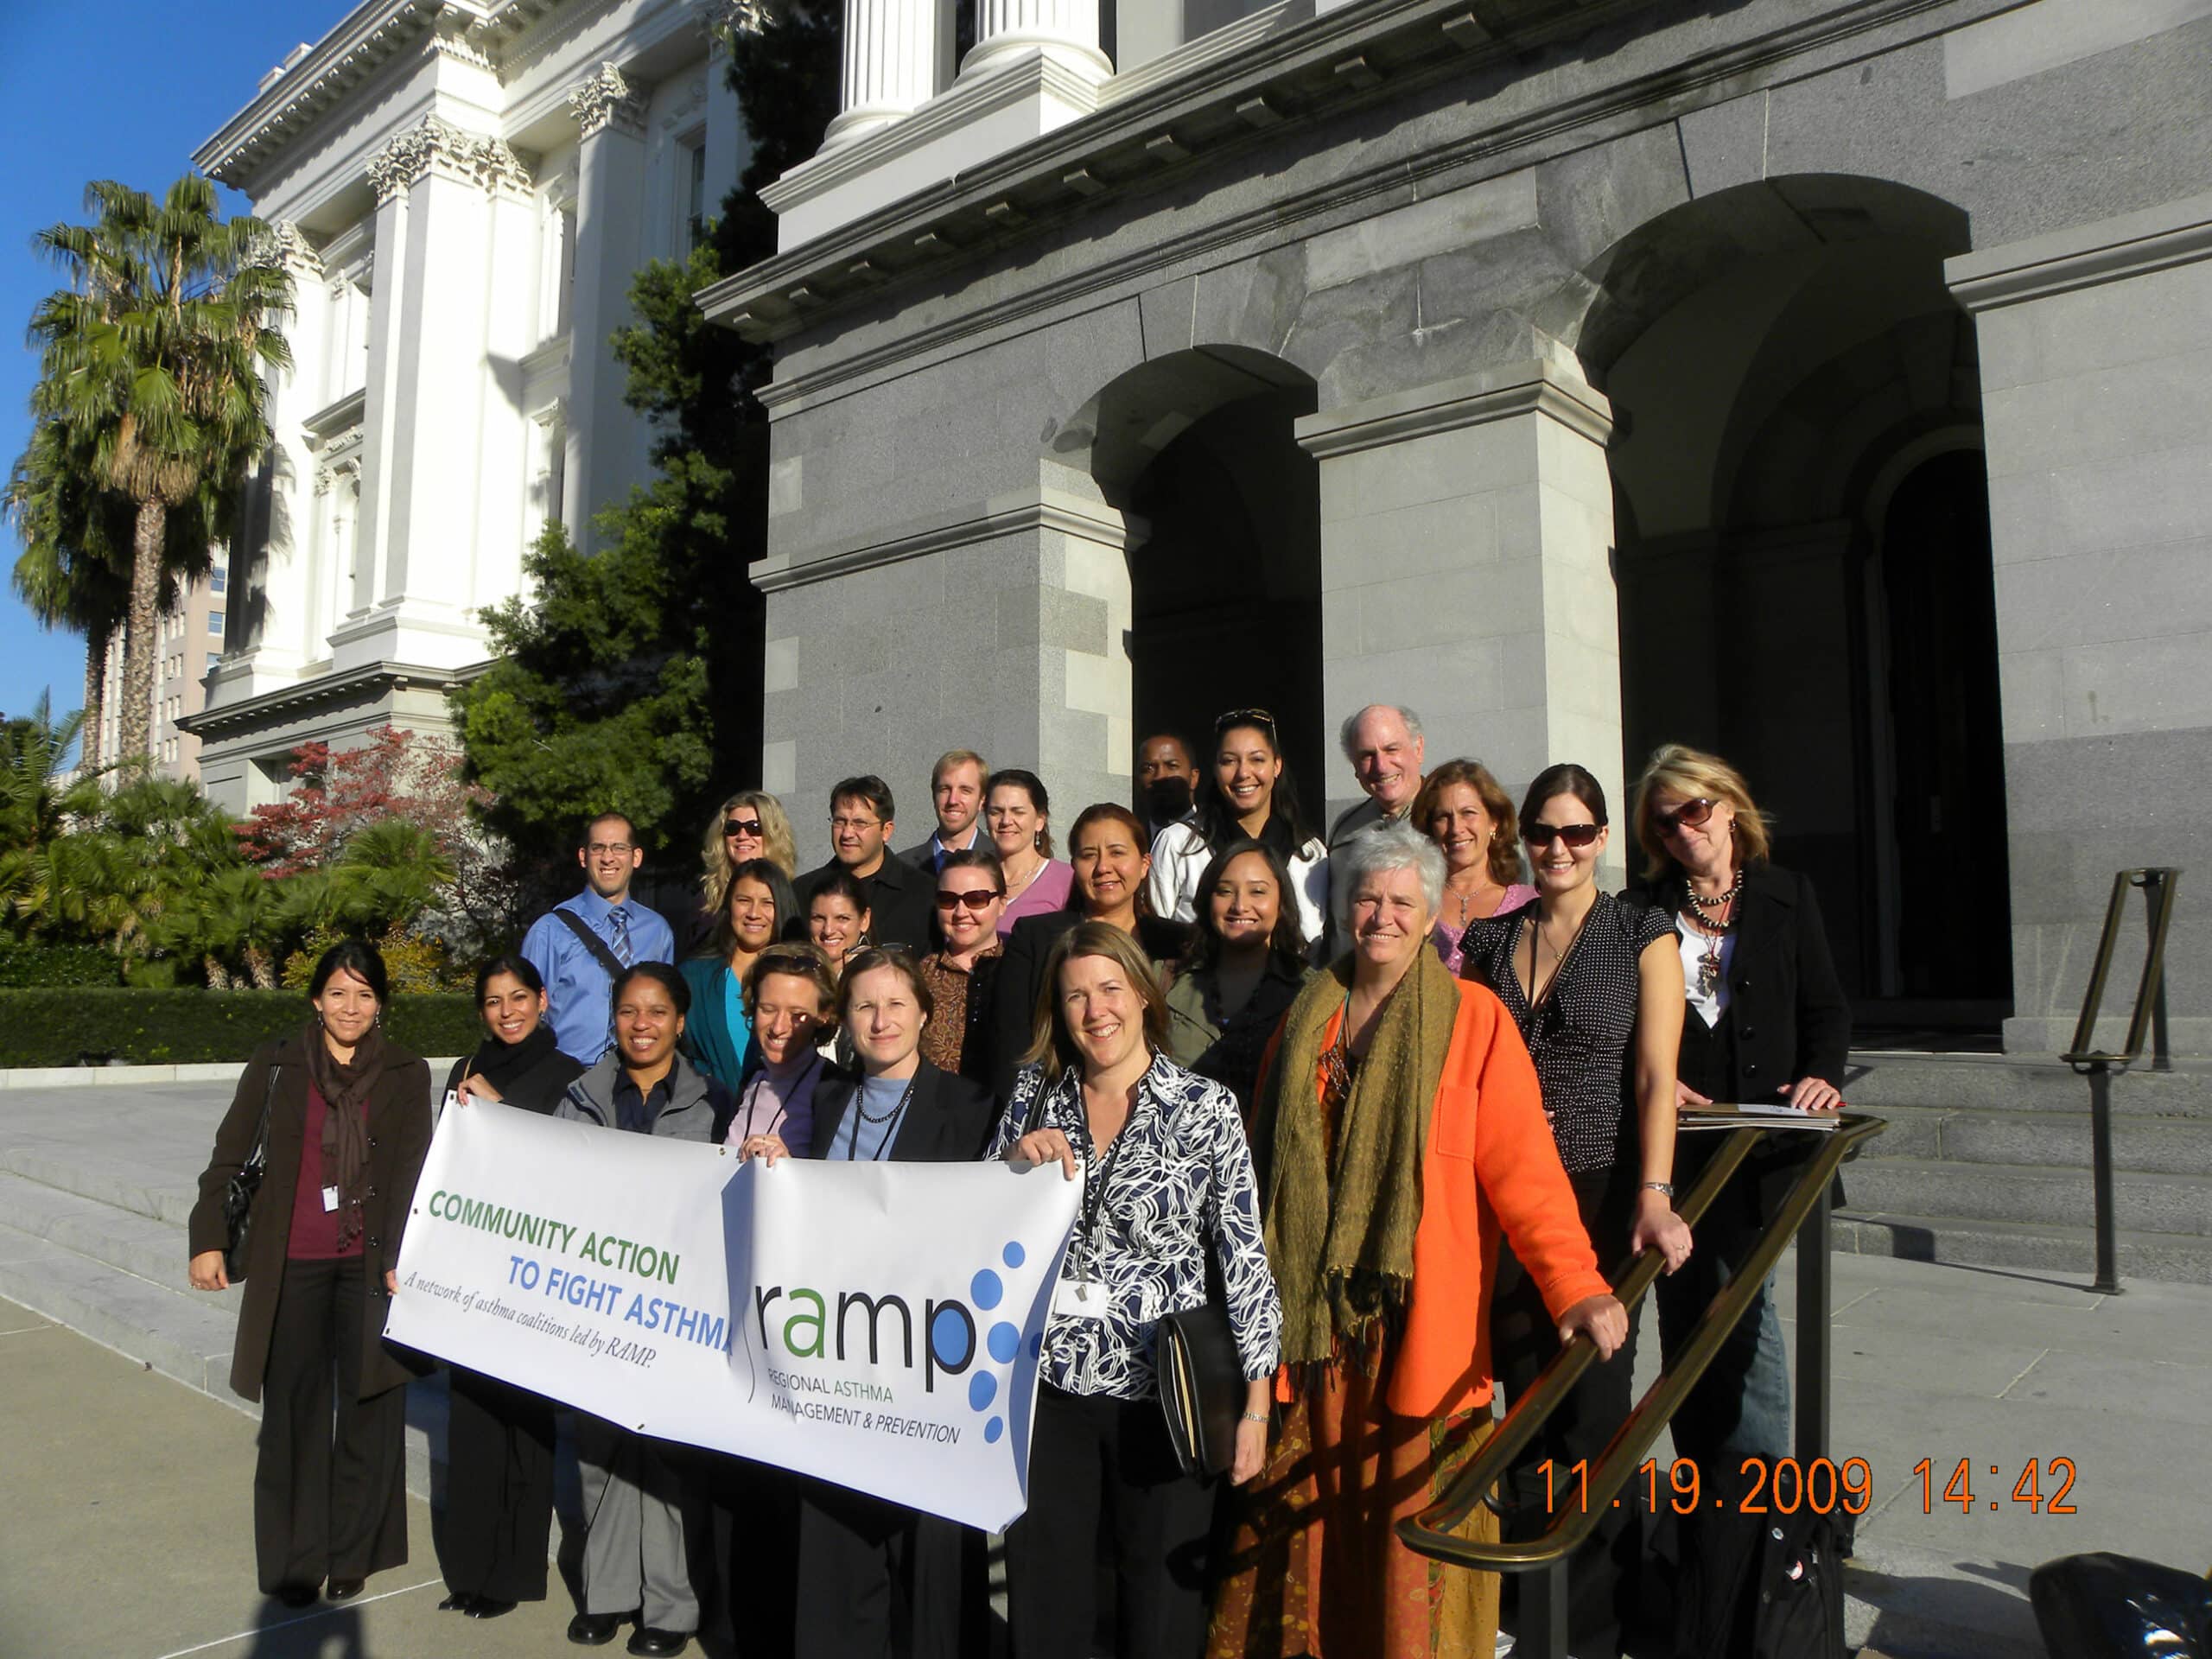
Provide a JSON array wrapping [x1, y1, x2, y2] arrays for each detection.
[[796, 775, 936, 950]]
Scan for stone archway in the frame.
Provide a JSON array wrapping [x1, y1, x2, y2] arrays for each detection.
[[1573, 175, 2008, 1025], [1052, 346, 1325, 810]]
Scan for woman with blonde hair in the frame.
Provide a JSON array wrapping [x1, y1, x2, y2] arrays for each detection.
[[697, 791, 798, 915], [995, 921, 1281, 1659], [1630, 742, 1849, 1651], [1411, 758, 1535, 973]]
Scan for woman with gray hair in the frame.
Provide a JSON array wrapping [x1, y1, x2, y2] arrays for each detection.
[[1210, 819, 1623, 1659]]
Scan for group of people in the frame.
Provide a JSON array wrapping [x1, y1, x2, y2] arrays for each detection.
[[188, 700, 1851, 1659]]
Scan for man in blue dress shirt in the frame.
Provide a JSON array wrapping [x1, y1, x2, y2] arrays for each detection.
[[520, 811, 677, 1062]]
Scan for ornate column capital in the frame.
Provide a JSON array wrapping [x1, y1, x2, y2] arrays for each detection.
[[568, 62, 650, 139], [366, 114, 476, 204], [267, 220, 324, 278], [474, 137, 537, 199], [696, 0, 776, 42]]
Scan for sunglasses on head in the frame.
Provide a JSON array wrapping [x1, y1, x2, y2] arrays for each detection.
[[1216, 707, 1278, 736], [1525, 822, 1603, 849], [724, 817, 764, 837], [935, 888, 1000, 911], [1652, 798, 1717, 836]]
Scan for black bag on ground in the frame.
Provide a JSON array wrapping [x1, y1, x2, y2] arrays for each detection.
[[1674, 1498, 1847, 1659], [2029, 1552, 2212, 1658], [220, 1064, 282, 1282]]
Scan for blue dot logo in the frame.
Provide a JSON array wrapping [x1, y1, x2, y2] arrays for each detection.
[[985, 1416, 1004, 1443], [960, 1244, 1029, 1445], [969, 1371, 997, 1411], [930, 1306, 972, 1366], [988, 1321, 1020, 1363], [970, 1268, 1003, 1310], [1002, 1242, 1025, 1268]]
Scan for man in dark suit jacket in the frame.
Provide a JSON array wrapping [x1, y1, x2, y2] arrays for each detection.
[[899, 749, 990, 874], [797, 774, 937, 950]]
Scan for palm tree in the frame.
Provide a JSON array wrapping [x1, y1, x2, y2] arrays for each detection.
[[22, 175, 290, 760], [7, 419, 130, 763]]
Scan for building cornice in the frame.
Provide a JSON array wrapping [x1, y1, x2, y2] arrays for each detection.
[[1946, 190, 2212, 312], [701, 0, 1983, 356], [181, 660, 474, 738], [302, 387, 370, 442]]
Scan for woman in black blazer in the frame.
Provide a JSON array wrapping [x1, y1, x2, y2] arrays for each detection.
[[736, 947, 997, 1659], [188, 940, 433, 1607], [434, 954, 587, 1620], [1629, 745, 1851, 1641]]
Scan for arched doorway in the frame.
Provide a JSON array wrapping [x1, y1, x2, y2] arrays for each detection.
[[1055, 348, 1325, 806], [1580, 176, 2011, 1029]]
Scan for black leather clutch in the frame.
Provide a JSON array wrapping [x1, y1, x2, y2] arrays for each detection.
[[1157, 1302, 1243, 1478]]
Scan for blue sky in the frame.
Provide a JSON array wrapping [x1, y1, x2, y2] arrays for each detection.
[[0, 0, 356, 728]]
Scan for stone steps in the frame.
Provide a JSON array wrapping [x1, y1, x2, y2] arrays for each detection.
[[1834, 1052, 2212, 1286]]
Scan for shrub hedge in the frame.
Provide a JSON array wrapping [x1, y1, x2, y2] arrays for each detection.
[[0, 941, 123, 988], [0, 989, 480, 1068]]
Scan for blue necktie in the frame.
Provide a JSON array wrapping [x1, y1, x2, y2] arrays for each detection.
[[609, 906, 634, 968]]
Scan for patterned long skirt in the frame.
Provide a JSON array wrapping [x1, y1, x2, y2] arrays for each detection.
[[1207, 1354, 1501, 1659]]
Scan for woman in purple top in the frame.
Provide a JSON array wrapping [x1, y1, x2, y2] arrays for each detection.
[[986, 768, 1075, 937], [1413, 759, 1538, 973], [724, 942, 847, 1155]]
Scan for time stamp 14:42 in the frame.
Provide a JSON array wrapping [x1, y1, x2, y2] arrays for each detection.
[[1539, 1456, 2080, 1516]]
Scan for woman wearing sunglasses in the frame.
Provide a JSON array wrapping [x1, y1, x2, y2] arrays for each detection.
[[1147, 709, 1329, 953], [696, 792, 798, 944], [1456, 762, 1689, 1656], [1630, 744, 1850, 1652], [918, 848, 1007, 1084]]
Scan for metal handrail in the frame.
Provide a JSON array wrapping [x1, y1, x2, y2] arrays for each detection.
[[1397, 1111, 1888, 1576], [2063, 868, 2183, 1071], [2061, 868, 2183, 1294]]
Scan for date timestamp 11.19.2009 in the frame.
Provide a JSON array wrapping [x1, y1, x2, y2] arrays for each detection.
[[1537, 1456, 2080, 1516]]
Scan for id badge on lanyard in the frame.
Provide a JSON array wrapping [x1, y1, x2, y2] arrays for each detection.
[[1051, 1136, 1116, 1320]]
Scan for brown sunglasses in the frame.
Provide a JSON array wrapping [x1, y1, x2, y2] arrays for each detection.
[[1652, 798, 1718, 836], [936, 888, 1001, 910], [723, 817, 764, 837], [1525, 823, 1603, 849]]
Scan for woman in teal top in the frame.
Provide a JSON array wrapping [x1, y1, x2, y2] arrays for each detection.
[[679, 857, 796, 1088]]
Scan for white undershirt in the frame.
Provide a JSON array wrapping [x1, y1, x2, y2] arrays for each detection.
[[1677, 913, 1735, 1029]]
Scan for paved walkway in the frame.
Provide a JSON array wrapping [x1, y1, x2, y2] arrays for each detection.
[[3, 1071, 2208, 1656]]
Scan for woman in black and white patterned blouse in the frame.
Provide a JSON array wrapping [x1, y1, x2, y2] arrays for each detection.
[[1457, 762, 1690, 1656], [992, 921, 1281, 1659]]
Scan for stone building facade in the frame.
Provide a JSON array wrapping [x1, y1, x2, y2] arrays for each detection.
[[79, 563, 229, 784], [181, 0, 751, 810], [703, 0, 2212, 1052]]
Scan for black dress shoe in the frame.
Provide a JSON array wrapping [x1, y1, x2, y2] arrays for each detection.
[[276, 1585, 320, 1610], [569, 1611, 630, 1646], [467, 1598, 517, 1619], [626, 1630, 690, 1658], [326, 1578, 365, 1601], [438, 1592, 480, 1612]]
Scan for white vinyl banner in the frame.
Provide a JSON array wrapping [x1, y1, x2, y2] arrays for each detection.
[[384, 1100, 1078, 1532]]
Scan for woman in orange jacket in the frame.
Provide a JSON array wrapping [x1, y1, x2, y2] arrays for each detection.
[[1210, 821, 1626, 1659]]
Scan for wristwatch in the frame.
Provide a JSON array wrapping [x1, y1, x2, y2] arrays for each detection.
[[1641, 1181, 1675, 1198]]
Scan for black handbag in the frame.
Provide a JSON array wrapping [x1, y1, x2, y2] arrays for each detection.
[[1157, 1300, 1243, 1478], [220, 1064, 281, 1282]]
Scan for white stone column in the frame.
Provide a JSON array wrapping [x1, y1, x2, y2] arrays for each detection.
[[962, 0, 1110, 79], [823, 0, 942, 148], [243, 221, 328, 678], [565, 63, 652, 545], [1295, 358, 1627, 881]]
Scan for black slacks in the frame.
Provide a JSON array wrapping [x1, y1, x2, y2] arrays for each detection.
[[442, 1364, 556, 1602], [1003, 1383, 1215, 1659], [256, 1255, 409, 1595], [1491, 1163, 1643, 1653], [700, 1453, 798, 1659], [792, 1478, 978, 1659]]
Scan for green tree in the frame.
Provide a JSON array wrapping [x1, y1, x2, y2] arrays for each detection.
[[449, 16, 838, 870], [20, 176, 290, 760], [7, 420, 129, 754]]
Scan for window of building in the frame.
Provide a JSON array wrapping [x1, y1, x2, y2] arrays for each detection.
[[207, 613, 223, 637], [206, 652, 221, 673], [211, 567, 226, 596], [684, 137, 709, 251]]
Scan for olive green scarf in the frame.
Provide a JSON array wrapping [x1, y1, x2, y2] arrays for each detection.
[[1258, 948, 1459, 1369]]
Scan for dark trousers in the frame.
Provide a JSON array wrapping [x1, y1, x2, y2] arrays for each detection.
[[256, 1255, 409, 1595], [1003, 1383, 1215, 1659], [701, 1454, 798, 1659], [1491, 1164, 1643, 1652], [442, 1364, 556, 1602], [793, 1478, 978, 1659]]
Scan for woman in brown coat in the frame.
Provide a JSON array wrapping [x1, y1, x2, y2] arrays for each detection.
[[188, 939, 434, 1607]]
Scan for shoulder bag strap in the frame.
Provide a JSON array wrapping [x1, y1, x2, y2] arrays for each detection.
[[245, 1061, 280, 1174], [553, 906, 631, 985]]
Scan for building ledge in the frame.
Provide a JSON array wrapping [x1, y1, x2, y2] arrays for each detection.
[[179, 659, 478, 739], [302, 386, 368, 441], [698, 0, 1676, 344]]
